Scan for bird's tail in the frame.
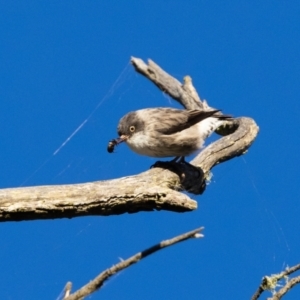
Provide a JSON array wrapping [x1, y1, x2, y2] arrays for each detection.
[[198, 111, 232, 140], [210, 110, 232, 120]]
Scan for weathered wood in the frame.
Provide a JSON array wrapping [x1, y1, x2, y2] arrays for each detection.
[[0, 170, 196, 221]]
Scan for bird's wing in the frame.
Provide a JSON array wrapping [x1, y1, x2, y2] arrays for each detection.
[[154, 109, 222, 135]]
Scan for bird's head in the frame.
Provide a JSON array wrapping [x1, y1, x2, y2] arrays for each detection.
[[117, 111, 145, 142], [107, 111, 145, 153]]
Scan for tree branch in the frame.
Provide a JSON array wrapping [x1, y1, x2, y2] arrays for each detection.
[[251, 263, 300, 300], [64, 227, 204, 300], [0, 171, 196, 222], [0, 57, 259, 221], [131, 57, 259, 193], [269, 276, 300, 300]]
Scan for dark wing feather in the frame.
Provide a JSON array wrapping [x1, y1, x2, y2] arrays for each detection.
[[155, 109, 222, 135]]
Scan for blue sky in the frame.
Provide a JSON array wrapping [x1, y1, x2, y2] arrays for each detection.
[[1, 1, 300, 299]]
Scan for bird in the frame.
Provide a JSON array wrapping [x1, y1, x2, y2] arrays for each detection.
[[107, 107, 231, 160]]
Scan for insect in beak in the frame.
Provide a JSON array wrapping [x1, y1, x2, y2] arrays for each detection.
[[107, 135, 128, 153]]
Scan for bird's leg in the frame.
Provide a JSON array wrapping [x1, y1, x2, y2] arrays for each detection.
[[151, 155, 203, 185], [151, 159, 185, 179], [170, 156, 181, 163], [177, 156, 194, 167], [167, 156, 186, 163], [177, 156, 186, 163], [175, 157, 203, 180], [151, 156, 190, 180], [151, 156, 206, 193]]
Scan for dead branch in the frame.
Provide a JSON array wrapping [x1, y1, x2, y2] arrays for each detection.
[[64, 227, 204, 300], [0, 57, 259, 222], [63, 282, 72, 299], [251, 263, 300, 300], [269, 276, 300, 300], [0, 172, 195, 222]]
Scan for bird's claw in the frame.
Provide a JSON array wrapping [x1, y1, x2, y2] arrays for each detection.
[[151, 159, 206, 194], [151, 160, 186, 179]]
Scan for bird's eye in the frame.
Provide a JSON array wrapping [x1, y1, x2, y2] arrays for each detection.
[[129, 126, 135, 132]]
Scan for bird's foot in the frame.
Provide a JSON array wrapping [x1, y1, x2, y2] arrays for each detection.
[[151, 157, 206, 194], [151, 157, 194, 180], [151, 160, 184, 178]]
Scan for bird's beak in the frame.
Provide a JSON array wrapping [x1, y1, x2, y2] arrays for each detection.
[[107, 135, 129, 153], [119, 134, 129, 142], [112, 135, 128, 146]]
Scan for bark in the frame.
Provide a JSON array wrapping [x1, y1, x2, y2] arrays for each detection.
[[0, 172, 195, 221]]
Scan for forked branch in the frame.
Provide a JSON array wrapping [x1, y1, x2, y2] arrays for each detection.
[[251, 263, 300, 300]]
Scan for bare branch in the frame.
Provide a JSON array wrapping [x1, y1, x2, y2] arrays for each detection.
[[131, 57, 204, 109], [0, 171, 196, 222], [251, 286, 264, 300], [252, 263, 300, 300], [65, 227, 204, 300], [193, 117, 258, 173], [269, 276, 300, 300], [63, 282, 72, 299]]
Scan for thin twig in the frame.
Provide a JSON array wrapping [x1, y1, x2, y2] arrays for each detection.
[[269, 276, 300, 300], [63, 282, 72, 299], [283, 263, 300, 276], [251, 263, 300, 300], [65, 227, 204, 300], [251, 286, 264, 300]]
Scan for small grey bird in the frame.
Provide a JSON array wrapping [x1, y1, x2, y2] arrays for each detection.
[[108, 107, 231, 159]]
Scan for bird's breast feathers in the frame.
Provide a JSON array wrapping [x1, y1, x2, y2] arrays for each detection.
[[126, 131, 157, 156], [126, 124, 206, 157]]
